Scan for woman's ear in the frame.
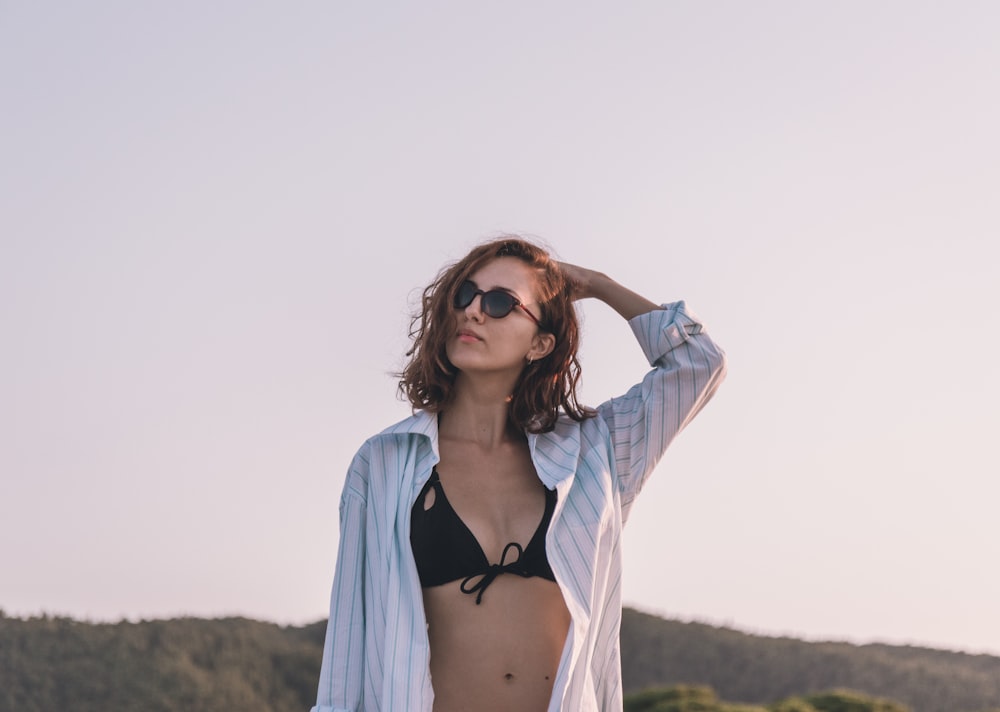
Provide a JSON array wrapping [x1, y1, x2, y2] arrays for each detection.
[[528, 332, 556, 362]]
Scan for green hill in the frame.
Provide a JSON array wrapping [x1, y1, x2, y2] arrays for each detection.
[[0, 612, 325, 712], [620, 608, 1000, 712], [2, 607, 999, 712]]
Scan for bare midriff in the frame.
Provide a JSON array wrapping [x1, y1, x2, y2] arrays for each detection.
[[423, 575, 571, 712]]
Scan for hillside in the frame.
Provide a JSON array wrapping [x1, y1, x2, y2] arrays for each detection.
[[0, 613, 325, 712], [2, 607, 999, 712], [621, 608, 1000, 712]]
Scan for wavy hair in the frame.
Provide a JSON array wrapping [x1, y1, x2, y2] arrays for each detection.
[[397, 236, 593, 433]]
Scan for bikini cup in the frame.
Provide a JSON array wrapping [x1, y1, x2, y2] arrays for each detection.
[[409, 468, 557, 604]]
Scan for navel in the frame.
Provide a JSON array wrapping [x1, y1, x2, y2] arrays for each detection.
[[503, 672, 515, 682]]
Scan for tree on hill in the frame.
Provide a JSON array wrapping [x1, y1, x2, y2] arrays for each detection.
[[624, 684, 768, 711], [803, 689, 911, 712], [624, 686, 911, 712], [769, 699, 820, 712]]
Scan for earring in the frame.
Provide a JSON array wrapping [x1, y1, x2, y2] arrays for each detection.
[[526, 356, 534, 365]]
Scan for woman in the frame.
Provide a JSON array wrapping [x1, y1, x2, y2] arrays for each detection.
[[312, 237, 726, 712]]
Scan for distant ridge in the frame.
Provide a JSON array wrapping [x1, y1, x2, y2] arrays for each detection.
[[621, 608, 1000, 712], [1, 607, 998, 712]]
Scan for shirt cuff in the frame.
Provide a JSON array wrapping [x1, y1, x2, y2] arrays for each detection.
[[628, 300, 704, 366]]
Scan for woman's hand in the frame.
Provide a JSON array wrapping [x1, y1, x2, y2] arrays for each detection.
[[557, 260, 662, 320], [556, 261, 601, 301]]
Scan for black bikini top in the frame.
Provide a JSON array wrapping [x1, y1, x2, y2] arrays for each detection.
[[409, 468, 557, 604]]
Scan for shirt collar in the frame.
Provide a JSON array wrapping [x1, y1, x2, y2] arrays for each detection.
[[381, 409, 440, 462], [528, 416, 581, 489]]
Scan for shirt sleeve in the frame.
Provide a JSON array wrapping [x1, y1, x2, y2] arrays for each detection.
[[311, 446, 371, 712], [595, 301, 727, 523]]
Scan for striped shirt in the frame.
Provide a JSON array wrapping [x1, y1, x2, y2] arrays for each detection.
[[312, 301, 727, 712]]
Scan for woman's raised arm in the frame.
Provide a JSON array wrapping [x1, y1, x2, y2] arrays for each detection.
[[557, 261, 662, 320]]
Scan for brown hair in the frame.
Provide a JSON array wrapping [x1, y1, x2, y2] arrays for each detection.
[[397, 236, 593, 433]]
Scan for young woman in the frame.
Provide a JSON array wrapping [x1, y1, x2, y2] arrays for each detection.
[[311, 237, 726, 712]]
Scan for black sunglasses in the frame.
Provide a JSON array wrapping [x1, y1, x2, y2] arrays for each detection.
[[453, 280, 543, 327]]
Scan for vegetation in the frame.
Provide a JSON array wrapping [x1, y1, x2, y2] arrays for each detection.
[[620, 608, 1000, 712], [623, 685, 910, 712], [0, 611, 324, 712], [2, 607, 999, 712], [625, 683, 768, 711]]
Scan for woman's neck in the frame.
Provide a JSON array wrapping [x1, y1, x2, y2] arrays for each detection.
[[439, 374, 523, 450]]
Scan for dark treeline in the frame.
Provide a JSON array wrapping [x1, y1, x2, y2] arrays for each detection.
[[2, 607, 999, 712], [624, 684, 914, 711], [0, 612, 325, 712], [620, 609, 1000, 712]]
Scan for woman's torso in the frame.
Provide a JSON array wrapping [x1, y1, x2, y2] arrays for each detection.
[[416, 438, 571, 712]]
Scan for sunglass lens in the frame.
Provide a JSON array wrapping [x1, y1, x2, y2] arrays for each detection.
[[455, 281, 477, 309], [481, 291, 516, 318], [454, 281, 522, 319]]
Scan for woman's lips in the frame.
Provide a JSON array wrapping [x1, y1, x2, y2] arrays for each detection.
[[457, 329, 482, 342]]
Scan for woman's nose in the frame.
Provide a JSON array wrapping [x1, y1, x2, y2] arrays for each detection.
[[464, 294, 485, 320]]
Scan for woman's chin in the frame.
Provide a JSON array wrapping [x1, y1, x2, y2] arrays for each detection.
[[450, 358, 524, 380]]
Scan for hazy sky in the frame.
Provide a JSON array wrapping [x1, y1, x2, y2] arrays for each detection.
[[2, 2, 998, 656]]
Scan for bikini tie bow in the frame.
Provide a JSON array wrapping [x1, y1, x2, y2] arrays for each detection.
[[459, 542, 531, 605]]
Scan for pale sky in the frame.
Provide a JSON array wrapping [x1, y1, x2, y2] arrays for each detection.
[[2, 2, 998, 656]]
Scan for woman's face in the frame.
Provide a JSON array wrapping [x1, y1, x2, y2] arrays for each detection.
[[444, 257, 554, 377]]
